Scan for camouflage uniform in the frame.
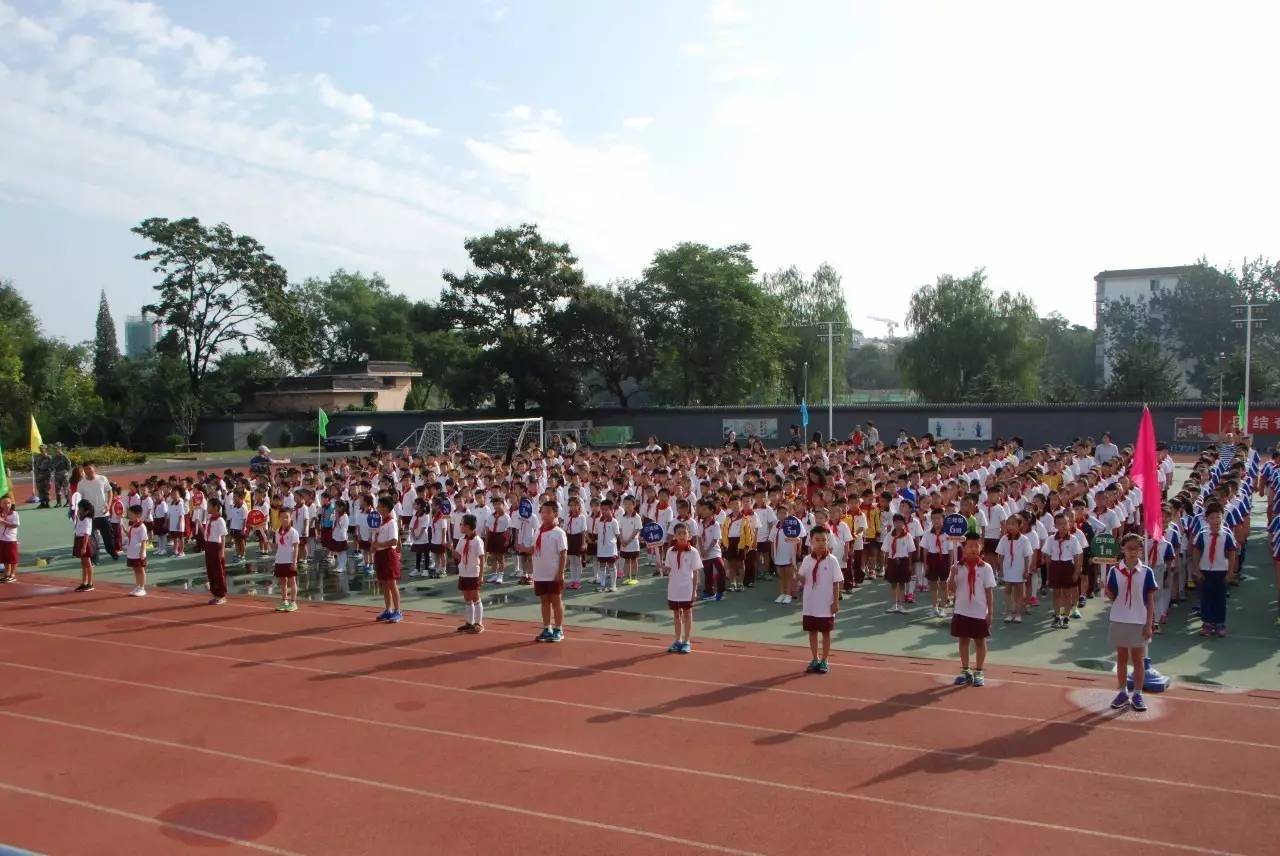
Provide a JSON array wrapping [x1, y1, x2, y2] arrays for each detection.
[[33, 447, 52, 508], [52, 449, 72, 506]]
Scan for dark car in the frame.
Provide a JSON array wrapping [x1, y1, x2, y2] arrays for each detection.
[[323, 425, 386, 452]]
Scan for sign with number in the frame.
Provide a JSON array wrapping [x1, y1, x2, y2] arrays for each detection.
[[439, 499, 452, 515], [247, 509, 266, 528], [641, 521, 664, 545], [367, 511, 383, 529], [942, 513, 968, 538], [781, 516, 803, 538], [518, 497, 534, 519], [321, 507, 335, 528], [191, 490, 205, 506], [1092, 533, 1119, 562], [111, 498, 124, 517]]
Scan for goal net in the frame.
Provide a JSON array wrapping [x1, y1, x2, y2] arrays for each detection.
[[414, 418, 543, 457]]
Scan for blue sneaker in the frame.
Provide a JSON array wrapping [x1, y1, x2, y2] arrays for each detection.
[[714, 592, 724, 602], [387, 611, 403, 623], [667, 640, 682, 653], [679, 641, 692, 654], [701, 592, 717, 601], [953, 670, 973, 686], [817, 660, 829, 674], [549, 628, 565, 643], [376, 609, 392, 622], [535, 628, 554, 642], [972, 670, 985, 687], [1130, 693, 1147, 713], [805, 659, 821, 673], [1110, 690, 1130, 710]]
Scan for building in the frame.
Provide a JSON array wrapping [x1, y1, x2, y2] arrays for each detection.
[[124, 314, 159, 358], [1094, 265, 1197, 394], [253, 361, 423, 414]]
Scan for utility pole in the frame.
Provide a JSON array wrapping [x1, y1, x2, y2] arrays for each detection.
[[1232, 302, 1267, 432], [816, 321, 844, 441]]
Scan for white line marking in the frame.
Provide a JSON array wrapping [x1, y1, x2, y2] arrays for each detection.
[[3, 627, 1277, 807], [0, 780, 305, 855], [0, 707, 1243, 856]]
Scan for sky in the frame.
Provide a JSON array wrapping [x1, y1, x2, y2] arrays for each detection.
[[2, 0, 1279, 344]]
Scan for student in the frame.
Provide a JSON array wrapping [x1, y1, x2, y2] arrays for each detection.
[[1105, 534, 1158, 712], [618, 495, 643, 586], [331, 500, 351, 575], [664, 522, 700, 654], [697, 498, 726, 601], [771, 504, 799, 603], [995, 516, 1034, 624], [564, 496, 589, 591], [454, 513, 486, 633], [373, 496, 404, 623], [428, 498, 451, 579], [797, 526, 841, 674], [1190, 501, 1237, 637], [73, 499, 96, 592], [948, 534, 997, 687], [408, 498, 431, 577], [0, 497, 19, 584], [883, 513, 916, 614], [485, 497, 511, 585], [1046, 512, 1083, 629], [167, 487, 188, 557], [532, 500, 568, 642], [273, 508, 301, 612], [593, 498, 621, 592], [197, 498, 227, 604], [922, 509, 953, 618], [226, 491, 248, 565], [722, 496, 756, 592]]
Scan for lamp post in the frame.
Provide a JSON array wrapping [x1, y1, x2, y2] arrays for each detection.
[[1232, 303, 1268, 432], [1216, 352, 1225, 441]]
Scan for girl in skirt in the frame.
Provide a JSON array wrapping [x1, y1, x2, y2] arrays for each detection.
[[73, 500, 96, 592]]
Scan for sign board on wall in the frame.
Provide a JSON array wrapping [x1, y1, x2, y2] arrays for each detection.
[[1202, 411, 1280, 435], [1173, 418, 1205, 441], [929, 417, 992, 441], [722, 418, 778, 440]]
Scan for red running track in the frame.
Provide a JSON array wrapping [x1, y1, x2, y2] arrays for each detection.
[[1, 575, 1278, 855]]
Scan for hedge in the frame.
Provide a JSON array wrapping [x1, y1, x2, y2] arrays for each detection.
[[4, 445, 148, 471]]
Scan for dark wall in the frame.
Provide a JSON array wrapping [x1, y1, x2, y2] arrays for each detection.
[[134, 402, 1236, 453]]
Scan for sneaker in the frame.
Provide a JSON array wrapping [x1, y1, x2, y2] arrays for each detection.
[[668, 640, 682, 653], [701, 592, 717, 601], [1070, 607, 1082, 619], [625, 578, 638, 586], [376, 609, 392, 622], [1216, 625, 1227, 638], [805, 659, 821, 673], [1152, 622, 1162, 634], [491, 576, 504, 585], [775, 595, 786, 604], [1199, 623, 1214, 637], [535, 628, 554, 642], [208, 597, 227, 605], [1012, 615, 1023, 624], [409, 569, 422, 578], [1078, 596, 1087, 608], [1131, 693, 1148, 712], [567, 581, 580, 591], [457, 623, 474, 633], [1051, 616, 1062, 629], [468, 623, 484, 633], [1110, 690, 1129, 710], [1061, 616, 1070, 629], [129, 586, 146, 597], [817, 660, 830, 674], [1003, 614, 1013, 623], [1027, 596, 1039, 607], [953, 670, 973, 686], [74, 583, 88, 592], [519, 575, 533, 585], [386, 610, 402, 623], [972, 670, 985, 687], [608, 585, 618, 593], [781, 595, 792, 605], [714, 592, 724, 602], [904, 593, 916, 604], [285, 601, 299, 612], [678, 641, 692, 654], [885, 605, 898, 614], [549, 628, 564, 643]]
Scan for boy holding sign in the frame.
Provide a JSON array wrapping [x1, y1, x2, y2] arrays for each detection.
[[948, 533, 997, 687]]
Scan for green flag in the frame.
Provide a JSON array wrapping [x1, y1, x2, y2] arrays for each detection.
[[0, 440, 10, 499], [1237, 396, 1246, 432], [317, 408, 329, 440]]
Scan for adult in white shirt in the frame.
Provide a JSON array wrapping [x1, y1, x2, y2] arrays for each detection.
[[78, 463, 119, 560]]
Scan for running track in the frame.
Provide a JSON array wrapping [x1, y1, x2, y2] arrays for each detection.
[[1, 576, 1278, 855]]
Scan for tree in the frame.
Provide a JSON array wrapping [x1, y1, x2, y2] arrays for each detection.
[[552, 281, 655, 407], [285, 270, 414, 369], [134, 217, 291, 394], [439, 224, 585, 411], [1038, 313, 1096, 402], [846, 341, 903, 390], [763, 263, 851, 403], [49, 362, 103, 445], [203, 351, 286, 414], [1105, 336, 1184, 401], [93, 289, 121, 396], [644, 242, 781, 405], [898, 270, 1044, 402]]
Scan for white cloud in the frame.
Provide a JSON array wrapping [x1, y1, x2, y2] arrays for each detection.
[[504, 104, 533, 121], [0, 1, 57, 44], [710, 62, 778, 83], [622, 116, 654, 130], [680, 42, 706, 55], [314, 73, 376, 123], [707, 0, 749, 26], [379, 111, 439, 137]]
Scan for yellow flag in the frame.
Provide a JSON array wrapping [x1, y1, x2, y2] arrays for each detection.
[[29, 415, 43, 453]]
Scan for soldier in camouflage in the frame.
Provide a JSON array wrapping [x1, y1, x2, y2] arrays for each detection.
[[52, 443, 72, 507], [32, 444, 52, 509]]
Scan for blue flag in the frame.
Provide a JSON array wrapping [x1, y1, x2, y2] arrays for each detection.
[[800, 399, 809, 430]]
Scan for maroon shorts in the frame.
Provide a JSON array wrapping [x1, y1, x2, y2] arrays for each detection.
[[533, 579, 564, 597], [667, 600, 693, 610], [411, 544, 430, 554], [229, 528, 245, 545], [566, 532, 586, 556], [950, 613, 991, 639], [485, 532, 509, 555], [458, 576, 480, 591], [126, 558, 146, 570], [0, 541, 17, 565], [983, 538, 999, 555], [924, 552, 951, 582], [374, 549, 401, 582], [274, 562, 297, 579], [153, 520, 168, 536], [331, 540, 348, 553], [596, 556, 617, 565], [430, 544, 447, 555], [803, 615, 835, 633], [885, 556, 911, 584], [1048, 560, 1077, 589], [357, 539, 371, 551], [73, 535, 93, 558], [619, 550, 640, 560], [724, 536, 741, 561]]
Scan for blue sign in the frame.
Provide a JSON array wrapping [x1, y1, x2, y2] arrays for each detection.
[[321, 507, 335, 528], [943, 513, 968, 538], [366, 511, 383, 529], [641, 521, 664, 545], [781, 516, 803, 538], [439, 498, 452, 515], [518, 497, 534, 520]]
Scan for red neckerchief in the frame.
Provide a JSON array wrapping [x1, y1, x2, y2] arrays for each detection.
[[411, 512, 423, 533], [535, 521, 555, 552], [1055, 532, 1070, 561], [893, 530, 907, 558], [203, 518, 218, 542], [1148, 540, 1160, 566], [278, 526, 291, 541], [931, 529, 944, 553], [672, 542, 692, 572], [1118, 562, 1137, 609], [129, 521, 145, 544], [964, 557, 980, 601], [461, 534, 475, 568], [657, 500, 670, 511], [1207, 529, 1219, 565]]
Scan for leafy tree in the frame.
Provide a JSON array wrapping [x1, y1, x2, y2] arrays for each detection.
[[286, 270, 414, 369], [1105, 336, 1184, 401], [644, 242, 781, 405], [203, 351, 287, 414], [49, 361, 102, 445], [1038, 313, 1096, 402], [898, 270, 1044, 401], [846, 341, 903, 390], [134, 217, 291, 394], [763, 263, 851, 403], [552, 281, 655, 407], [108, 355, 158, 448], [93, 289, 121, 397], [1220, 351, 1279, 402], [439, 224, 585, 411]]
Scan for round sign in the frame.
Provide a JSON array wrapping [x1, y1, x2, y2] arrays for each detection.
[[246, 509, 266, 528], [439, 499, 452, 515], [321, 507, 335, 528], [942, 513, 968, 538], [111, 498, 124, 517], [641, 521, 664, 545], [518, 497, 534, 520], [367, 511, 383, 529], [781, 516, 803, 539], [191, 490, 205, 507]]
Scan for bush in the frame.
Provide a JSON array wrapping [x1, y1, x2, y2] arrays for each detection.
[[7, 445, 148, 470], [165, 434, 185, 452], [278, 427, 293, 447], [246, 431, 264, 450]]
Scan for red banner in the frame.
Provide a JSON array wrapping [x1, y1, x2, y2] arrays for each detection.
[[1202, 410, 1280, 435]]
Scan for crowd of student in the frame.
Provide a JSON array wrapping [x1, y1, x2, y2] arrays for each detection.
[[0, 427, 1269, 707]]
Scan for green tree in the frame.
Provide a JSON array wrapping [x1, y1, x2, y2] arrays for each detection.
[[1105, 336, 1184, 401], [898, 270, 1044, 401], [763, 263, 851, 403], [552, 281, 655, 407], [286, 270, 414, 368], [845, 341, 903, 390], [439, 224, 585, 411], [644, 242, 781, 405], [203, 351, 286, 414], [1038, 313, 1096, 402], [134, 217, 291, 394], [93, 289, 121, 397]]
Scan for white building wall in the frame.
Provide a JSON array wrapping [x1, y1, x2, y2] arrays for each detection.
[[1095, 271, 1199, 397]]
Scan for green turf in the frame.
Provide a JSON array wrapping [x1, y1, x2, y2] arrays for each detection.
[[9, 477, 1279, 691]]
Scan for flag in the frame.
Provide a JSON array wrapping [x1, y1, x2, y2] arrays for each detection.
[[1236, 396, 1246, 432], [29, 415, 43, 453], [799, 399, 809, 430], [0, 441, 9, 499], [1131, 406, 1163, 541], [317, 408, 330, 440]]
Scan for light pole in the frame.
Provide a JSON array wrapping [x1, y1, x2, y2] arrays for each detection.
[[1216, 352, 1225, 440], [1233, 302, 1268, 432], [802, 361, 809, 438], [815, 321, 844, 442]]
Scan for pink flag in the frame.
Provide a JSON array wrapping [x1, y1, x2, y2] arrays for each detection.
[[1131, 406, 1163, 541]]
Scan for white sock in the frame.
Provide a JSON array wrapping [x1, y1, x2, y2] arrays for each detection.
[[474, 600, 484, 626], [569, 557, 581, 583]]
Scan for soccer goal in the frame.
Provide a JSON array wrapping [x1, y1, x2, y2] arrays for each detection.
[[413, 418, 543, 457]]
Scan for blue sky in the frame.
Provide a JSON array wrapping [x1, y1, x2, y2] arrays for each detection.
[[2, 0, 1279, 344]]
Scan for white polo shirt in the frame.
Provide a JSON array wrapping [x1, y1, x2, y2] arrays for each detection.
[[798, 554, 841, 618], [531, 525, 567, 581], [951, 560, 997, 619]]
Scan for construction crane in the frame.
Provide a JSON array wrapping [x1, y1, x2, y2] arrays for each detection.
[[869, 316, 899, 339]]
